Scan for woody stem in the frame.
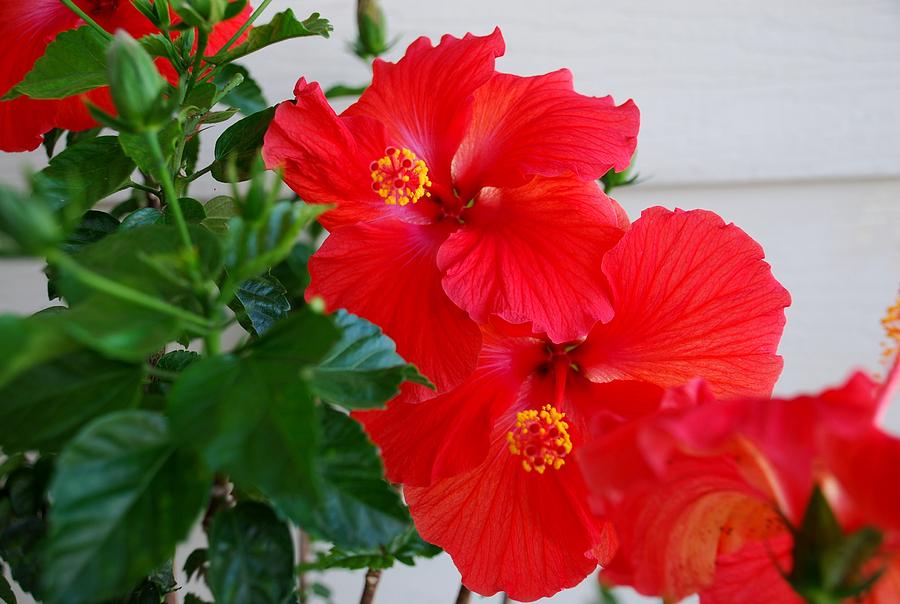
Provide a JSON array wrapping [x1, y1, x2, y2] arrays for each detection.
[[454, 584, 471, 604], [359, 568, 381, 604]]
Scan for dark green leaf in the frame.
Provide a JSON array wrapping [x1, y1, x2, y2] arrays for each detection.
[[164, 198, 206, 224], [43, 411, 211, 604], [185, 83, 217, 112], [0, 574, 14, 604], [207, 502, 294, 604], [211, 107, 275, 183], [230, 275, 290, 336], [270, 242, 313, 306], [120, 208, 163, 230], [183, 595, 212, 604], [42, 128, 64, 158], [250, 306, 340, 364], [207, 10, 332, 64], [61, 210, 119, 253], [324, 84, 367, 99], [272, 406, 409, 549], [213, 64, 267, 115], [182, 548, 207, 582], [310, 310, 431, 408], [34, 136, 136, 216], [0, 313, 77, 388], [0, 517, 45, 597], [119, 124, 180, 179], [300, 527, 437, 572], [156, 350, 200, 373], [4, 27, 108, 100], [0, 350, 144, 453]]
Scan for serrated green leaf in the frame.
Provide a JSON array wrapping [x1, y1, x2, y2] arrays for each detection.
[[213, 64, 267, 115], [211, 107, 274, 183], [43, 411, 211, 604], [272, 406, 409, 549], [310, 310, 431, 409], [231, 275, 290, 336], [0, 350, 144, 453], [4, 27, 108, 100], [0, 573, 14, 604], [207, 503, 294, 604], [207, 10, 332, 64]]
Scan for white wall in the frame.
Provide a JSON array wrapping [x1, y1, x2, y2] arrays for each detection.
[[2, 1, 899, 602]]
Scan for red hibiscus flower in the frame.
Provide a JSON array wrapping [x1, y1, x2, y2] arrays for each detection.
[[0, 0, 253, 152], [580, 327, 900, 604], [356, 207, 791, 601], [263, 29, 640, 399]]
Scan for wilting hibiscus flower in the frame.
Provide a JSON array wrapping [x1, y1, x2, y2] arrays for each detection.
[[356, 207, 791, 601], [0, 0, 252, 152], [263, 28, 639, 398], [580, 300, 900, 604]]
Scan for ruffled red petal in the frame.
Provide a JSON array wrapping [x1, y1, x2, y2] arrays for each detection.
[[355, 326, 546, 486], [345, 29, 505, 190], [573, 207, 790, 398], [405, 424, 611, 601], [438, 177, 624, 343], [452, 69, 639, 197], [307, 219, 481, 400], [699, 535, 803, 604]]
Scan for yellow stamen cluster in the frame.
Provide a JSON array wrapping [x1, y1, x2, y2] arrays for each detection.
[[370, 147, 432, 206], [882, 290, 900, 364], [507, 404, 573, 474]]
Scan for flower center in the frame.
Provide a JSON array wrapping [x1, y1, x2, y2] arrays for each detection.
[[506, 404, 573, 474], [370, 147, 431, 206]]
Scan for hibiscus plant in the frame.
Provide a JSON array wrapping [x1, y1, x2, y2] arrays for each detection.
[[1, 2, 899, 604]]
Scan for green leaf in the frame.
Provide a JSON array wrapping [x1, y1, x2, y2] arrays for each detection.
[[0, 517, 45, 597], [230, 275, 290, 336], [324, 83, 367, 99], [63, 297, 181, 362], [272, 406, 410, 549], [0, 313, 77, 388], [0, 573, 14, 604], [119, 124, 180, 179], [164, 198, 206, 224], [213, 64, 267, 115], [207, 10, 332, 64], [43, 411, 211, 604], [207, 502, 295, 604], [55, 224, 223, 312], [61, 210, 119, 253], [34, 136, 136, 216], [168, 308, 339, 498], [182, 548, 208, 582], [300, 526, 439, 572], [120, 208, 163, 230], [211, 107, 275, 183], [310, 310, 431, 409], [157, 350, 200, 373], [0, 187, 62, 257], [0, 350, 144, 453], [201, 196, 236, 235], [3, 27, 108, 100]]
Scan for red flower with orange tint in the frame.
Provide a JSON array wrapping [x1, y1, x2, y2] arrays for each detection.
[[357, 207, 791, 600], [0, 0, 252, 152], [580, 344, 900, 603], [263, 29, 639, 398]]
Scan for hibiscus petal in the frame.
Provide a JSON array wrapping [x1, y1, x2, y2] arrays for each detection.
[[307, 219, 481, 400], [355, 326, 546, 486], [574, 207, 790, 398], [405, 432, 610, 601], [345, 29, 505, 189], [438, 177, 624, 343], [699, 535, 803, 604], [453, 69, 639, 197]]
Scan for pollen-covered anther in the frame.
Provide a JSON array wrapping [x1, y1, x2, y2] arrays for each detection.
[[370, 147, 432, 206], [506, 404, 573, 474], [881, 290, 900, 363]]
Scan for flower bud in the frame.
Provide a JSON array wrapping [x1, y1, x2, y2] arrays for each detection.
[[107, 31, 168, 131], [172, 0, 228, 29], [356, 0, 388, 58]]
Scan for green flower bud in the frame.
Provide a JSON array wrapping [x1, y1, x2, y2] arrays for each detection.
[[172, 0, 228, 29], [107, 31, 168, 131], [356, 0, 388, 58]]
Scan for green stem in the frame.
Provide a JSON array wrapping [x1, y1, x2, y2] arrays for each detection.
[[145, 365, 181, 381], [128, 180, 160, 195], [143, 130, 203, 287], [184, 29, 209, 101], [217, 0, 273, 55], [59, 0, 113, 40], [48, 252, 212, 330], [187, 163, 214, 182]]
